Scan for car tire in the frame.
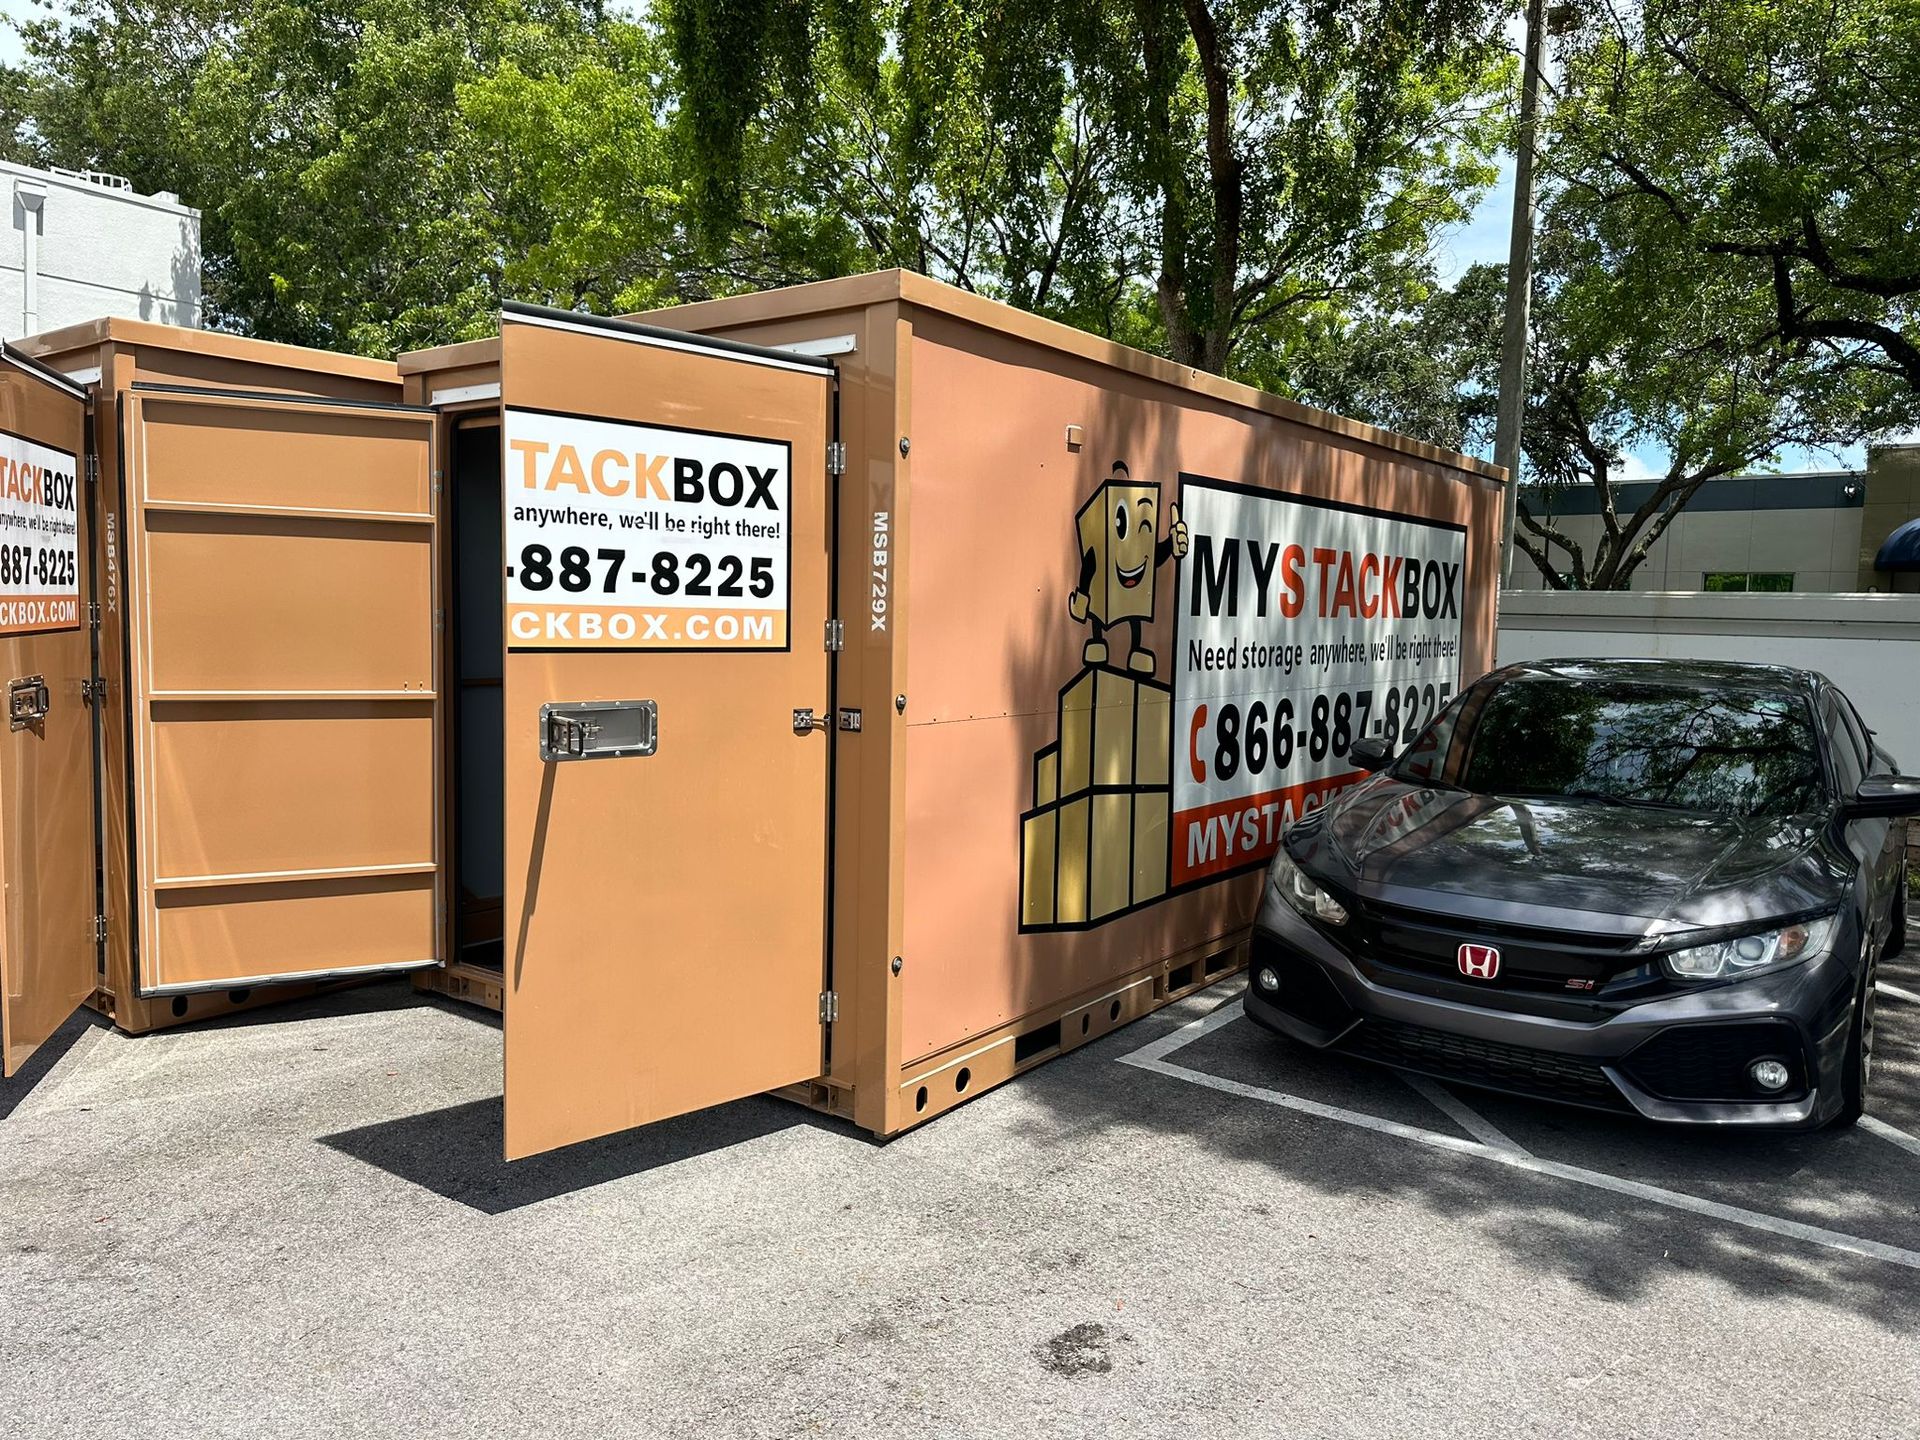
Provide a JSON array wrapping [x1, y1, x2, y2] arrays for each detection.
[[1832, 944, 1879, 1129]]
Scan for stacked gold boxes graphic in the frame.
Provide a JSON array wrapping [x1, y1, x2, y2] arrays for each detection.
[[1020, 665, 1173, 930]]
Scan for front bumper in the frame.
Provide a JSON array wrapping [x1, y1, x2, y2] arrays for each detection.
[[1245, 891, 1861, 1128]]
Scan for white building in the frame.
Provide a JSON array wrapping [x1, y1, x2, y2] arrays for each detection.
[[1508, 447, 1920, 593], [2, 160, 201, 339]]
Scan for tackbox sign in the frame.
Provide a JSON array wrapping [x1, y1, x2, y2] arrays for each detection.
[[1170, 476, 1466, 886], [0, 428, 81, 636], [503, 407, 791, 652]]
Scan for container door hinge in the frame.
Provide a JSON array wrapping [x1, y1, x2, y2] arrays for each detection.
[[819, 991, 839, 1024], [91, 914, 107, 944], [80, 676, 107, 705], [87, 600, 100, 628], [827, 440, 846, 476], [85, 453, 99, 485], [825, 618, 844, 652]]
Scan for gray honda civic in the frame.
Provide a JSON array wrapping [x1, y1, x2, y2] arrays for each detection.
[[1247, 658, 1918, 1128]]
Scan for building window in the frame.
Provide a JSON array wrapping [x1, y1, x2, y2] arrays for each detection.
[[1702, 571, 1795, 592]]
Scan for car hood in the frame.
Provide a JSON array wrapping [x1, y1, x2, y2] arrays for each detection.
[[1298, 775, 1847, 939]]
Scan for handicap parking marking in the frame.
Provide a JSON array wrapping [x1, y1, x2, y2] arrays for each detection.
[[1119, 993, 1920, 1272]]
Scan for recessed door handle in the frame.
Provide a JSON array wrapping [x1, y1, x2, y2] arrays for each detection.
[[539, 700, 657, 762], [8, 675, 49, 731]]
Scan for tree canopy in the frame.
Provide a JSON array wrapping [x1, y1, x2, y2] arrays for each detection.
[[1484, 0, 1920, 586], [1, 0, 656, 350], [2, 0, 1916, 593], [0, 0, 1514, 378], [667, 0, 1514, 375], [1548, 0, 1920, 408], [1506, 212, 1877, 589]]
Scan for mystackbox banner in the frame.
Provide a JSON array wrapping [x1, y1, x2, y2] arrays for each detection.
[[1170, 476, 1467, 885]]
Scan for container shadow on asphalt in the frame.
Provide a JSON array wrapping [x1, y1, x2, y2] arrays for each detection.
[[1034, 979, 1920, 1331], [0, 1007, 110, 1122], [194, 975, 446, 1032], [320, 1093, 870, 1214]]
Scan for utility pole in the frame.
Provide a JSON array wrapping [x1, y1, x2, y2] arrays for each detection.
[[1495, 0, 1548, 587]]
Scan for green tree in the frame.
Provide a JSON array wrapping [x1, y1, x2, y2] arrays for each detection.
[[1264, 261, 1506, 453], [1547, 0, 1920, 414], [455, 27, 692, 317], [734, 14, 1140, 322], [0, 0, 1123, 348], [668, 0, 1514, 376], [0, 0, 667, 352], [1292, 0, 1913, 590], [1283, 224, 1879, 590], [1507, 216, 1877, 590]]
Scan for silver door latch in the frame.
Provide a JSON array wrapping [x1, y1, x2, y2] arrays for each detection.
[[8, 675, 49, 730], [539, 699, 658, 762], [793, 707, 825, 735]]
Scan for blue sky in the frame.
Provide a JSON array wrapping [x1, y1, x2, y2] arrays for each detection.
[[1436, 158, 1518, 285]]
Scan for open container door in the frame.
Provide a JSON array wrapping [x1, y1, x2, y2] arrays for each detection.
[[0, 346, 94, 1074], [499, 303, 835, 1159], [120, 385, 440, 995]]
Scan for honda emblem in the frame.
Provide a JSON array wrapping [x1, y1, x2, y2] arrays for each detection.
[[1457, 943, 1500, 980]]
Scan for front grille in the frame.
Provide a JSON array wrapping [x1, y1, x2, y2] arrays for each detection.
[[1361, 898, 1643, 952], [1337, 1017, 1631, 1112], [1621, 1022, 1807, 1102], [1340, 895, 1639, 996]]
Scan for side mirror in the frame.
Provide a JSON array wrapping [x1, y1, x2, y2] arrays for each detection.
[[1348, 735, 1394, 773], [1844, 774, 1920, 819]]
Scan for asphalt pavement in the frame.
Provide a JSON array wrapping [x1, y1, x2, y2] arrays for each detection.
[[4, 950, 1919, 1439]]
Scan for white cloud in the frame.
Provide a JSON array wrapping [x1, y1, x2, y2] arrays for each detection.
[[1610, 450, 1660, 481]]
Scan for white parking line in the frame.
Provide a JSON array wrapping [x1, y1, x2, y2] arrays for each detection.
[[1862, 1116, 1920, 1160], [1878, 980, 1920, 1006], [1400, 1074, 1532, 1156], [1120, 995, 1920, 1272], [1122, 992, 1247, 1065]]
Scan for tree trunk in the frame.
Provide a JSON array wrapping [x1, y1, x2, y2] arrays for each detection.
[[1137, 0, 1201, 365], [1182, 0, 1241, 375]]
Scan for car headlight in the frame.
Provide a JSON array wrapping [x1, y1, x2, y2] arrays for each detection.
[[1268, 848, 1349, 927], [1662, 916, 1835, 982]]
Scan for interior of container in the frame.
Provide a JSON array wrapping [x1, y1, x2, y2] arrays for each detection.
[[446, 413, 505, 986]]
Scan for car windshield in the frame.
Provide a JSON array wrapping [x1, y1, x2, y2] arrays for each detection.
[[1393, 676, 1826, 818]]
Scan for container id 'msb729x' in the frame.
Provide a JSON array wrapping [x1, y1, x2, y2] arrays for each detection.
[[3, 272, 1503, 1158]]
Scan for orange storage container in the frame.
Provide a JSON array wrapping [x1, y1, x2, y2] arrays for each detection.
[[3, 273, 1502, 1159]]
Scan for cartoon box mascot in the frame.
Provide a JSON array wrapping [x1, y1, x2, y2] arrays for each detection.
[[1067, 461, 1188, 674]]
